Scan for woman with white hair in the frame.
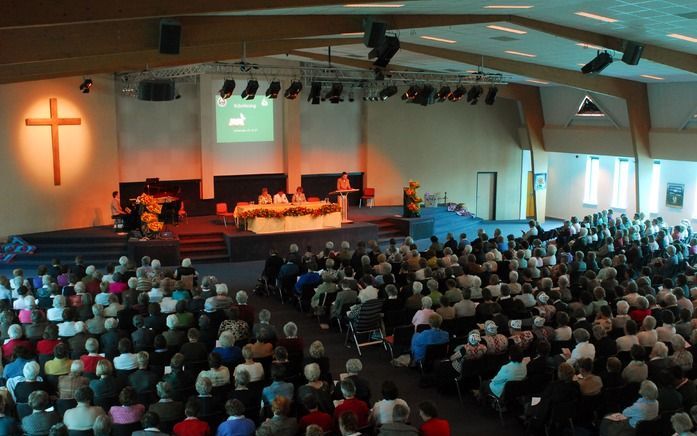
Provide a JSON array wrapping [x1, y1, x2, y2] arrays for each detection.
[[612, 301, 631, 331], [58, 360, 89, 400], [2, 324, 32, 360], [296, 363, 334, 414], [11, 361, 47, 403], [470, 276, 483, 300], [411, 297, 435, 329], [47, 295, 66, 322], [600, 380, 658, 435]]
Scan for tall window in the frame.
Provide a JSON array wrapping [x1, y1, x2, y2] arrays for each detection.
[[611, 158, 629, 209], [583, 156, 600, 205], [649, 161, 661, 214], [693, 175, 697, 219]]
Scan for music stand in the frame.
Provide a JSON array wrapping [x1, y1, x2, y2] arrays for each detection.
[[329, 189, 359, 224]]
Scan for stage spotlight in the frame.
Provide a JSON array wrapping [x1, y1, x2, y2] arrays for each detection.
[[379, 85, 398, 101], [413, 84, 436, 106], [581, 51, 613, 75], [467, 85, 483, 105], [348, 91, 355, 102], [79, 79, 93, 94], [485, 86, 498, 105], [325, 83, 344, 104], [401, 85, 420, 101], [284, 81, 303, 99], [436, 86, 451, 102], [219, 79, 235, 99], [307, 82, 322, 105], [241, 80, 259, 100], [265, 81, 281, 99], [448, 85, 466, 102]]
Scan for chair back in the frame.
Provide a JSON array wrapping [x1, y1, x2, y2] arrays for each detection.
[[68, 430, 94, 436], [416, 324, 431, 333], [307, 197, 321, 202], [55, 398, 78, 415], [363, 188, 375, 197], [16, 403, 32, 420], [635, 418, 662, 436], [112, 422, 143, 436], [354, 300, 383, 332], [422, 343, 449, 371], [180, 274, 195, 291], [215, 203, 228, 214], [390, 325, 415, 357]]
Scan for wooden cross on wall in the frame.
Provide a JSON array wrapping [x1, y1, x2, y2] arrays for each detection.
[[25, 98, 81, 185]]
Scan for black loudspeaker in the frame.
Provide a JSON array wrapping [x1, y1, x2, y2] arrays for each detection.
[[622, 41, 644, 65], [138, 79, 176, 101], [363, 19, 386, 48], [159, 19, 181, 54]]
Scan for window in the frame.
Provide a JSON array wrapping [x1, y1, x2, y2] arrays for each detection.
[[611, 158, 629, 209], [693, 176, 697, 219], [649, 161, 660, 214], [583, 156, 600, 205]]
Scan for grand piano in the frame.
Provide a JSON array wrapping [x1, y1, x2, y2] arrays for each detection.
[[127, 178, 182, 228]]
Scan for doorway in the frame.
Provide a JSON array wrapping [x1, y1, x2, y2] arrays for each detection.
[[476, 172, 497, 220]]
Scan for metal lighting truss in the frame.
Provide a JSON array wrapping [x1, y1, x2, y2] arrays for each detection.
[[117, 61, 509, 96]]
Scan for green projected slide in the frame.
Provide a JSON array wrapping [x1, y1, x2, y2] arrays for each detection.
[[215, 95, 274, 143]]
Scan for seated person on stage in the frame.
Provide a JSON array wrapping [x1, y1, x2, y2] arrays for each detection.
[[292, 186, 307, 203], [337, 172, 351, 191], [273, 190, 289, 204], [110, 191, 131, 216], [258, 188, 273, 205]]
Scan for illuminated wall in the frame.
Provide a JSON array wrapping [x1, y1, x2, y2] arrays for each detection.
[[0, 75, 120, 238]]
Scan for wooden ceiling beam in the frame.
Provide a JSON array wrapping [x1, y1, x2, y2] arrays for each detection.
[[507, 16, 697, 75], [0, 14, 505, 66], [0, 38, 360, 84], [0, 0, 421, 29], [400, 42, 642, 98]]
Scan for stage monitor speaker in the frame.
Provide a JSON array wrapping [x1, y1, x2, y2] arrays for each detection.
[[622, 41, 644, 65], [159, 19, 181, 54], [138, 79, 176, 101], [363, 18, 386, 48]]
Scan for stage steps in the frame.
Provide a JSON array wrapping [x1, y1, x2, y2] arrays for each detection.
[[178, 232, 229, 263], [7, 228, 128, 271]]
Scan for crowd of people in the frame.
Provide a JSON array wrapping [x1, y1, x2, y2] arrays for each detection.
[[1, 208, 696, 435]]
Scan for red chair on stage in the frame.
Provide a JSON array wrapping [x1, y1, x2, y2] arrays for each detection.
[[215, 202, 235, 228], [234, 202, 250, 228], [359, 188, 375, 208]]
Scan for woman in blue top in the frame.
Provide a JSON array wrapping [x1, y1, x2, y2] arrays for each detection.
[[599, 380, 659, 436]]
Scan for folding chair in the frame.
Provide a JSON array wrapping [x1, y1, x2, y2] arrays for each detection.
[[419, 343, 449, 374], [385, 325, 415, 360], [345, 300, 386, 356]]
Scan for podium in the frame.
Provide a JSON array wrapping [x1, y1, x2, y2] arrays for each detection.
[[329, 189, 359, 224]]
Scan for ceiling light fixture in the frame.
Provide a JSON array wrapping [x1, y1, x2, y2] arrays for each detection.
[[436, 86, 452, 102], [379, 85, 398, 101], [325, 83, 344, 104], [402, 85, 420, 101], [308, 82, 322, 105], [486, 25, 527, 35], [467, 85, 483, 105], [419, 35, 457, 44], [526, 79, 549, 85], [485, 86, 498, 105], [484, 5, 534, 9], [581, 51, 613, 75], [344, 3, 405, 8], [265, 81, 281, 98], [448, 85, 466, 102], [240, 79, 259, 100], [341, 32, 365, 36], [640, 74, 664, 80], [79, 78, 93, 94], [574, 11, 618, 23], [412, 84, 436, 106], [219, 79, 235, 99], [505, 50, 536, 58], [667, 33, 697, 43], [577, 43, 604, 50], [284, 81, 303, 99]]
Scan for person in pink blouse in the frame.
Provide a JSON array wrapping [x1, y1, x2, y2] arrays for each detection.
[[109, 386, 145, 424]]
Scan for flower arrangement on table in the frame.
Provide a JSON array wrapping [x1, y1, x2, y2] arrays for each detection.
[[238, 203, 341, 220], [136, 193, 164, 237], [403, 180, 423, 217]]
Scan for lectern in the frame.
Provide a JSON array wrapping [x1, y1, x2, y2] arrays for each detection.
[[329, 189, 359, 224]]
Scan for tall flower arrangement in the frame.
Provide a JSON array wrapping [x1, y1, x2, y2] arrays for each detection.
[[136, 194, 164, 237], [403, 180, 422, 217]]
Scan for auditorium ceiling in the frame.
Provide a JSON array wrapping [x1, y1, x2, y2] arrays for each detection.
[[1, 0, 696, 86]]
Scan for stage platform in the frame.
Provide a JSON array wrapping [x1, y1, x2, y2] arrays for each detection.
[[2, 206, 549, 272]]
